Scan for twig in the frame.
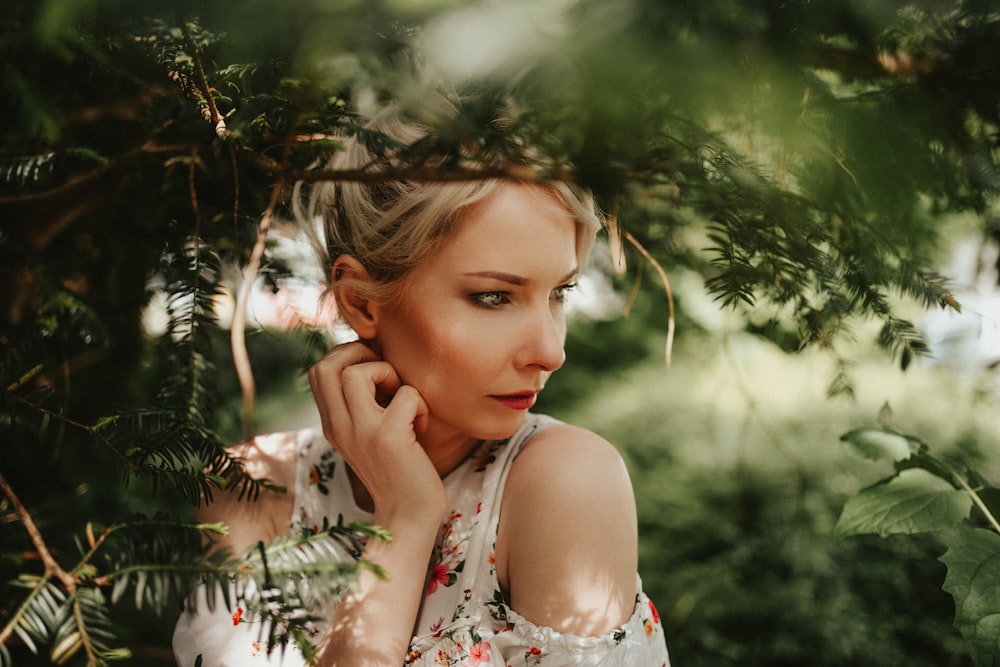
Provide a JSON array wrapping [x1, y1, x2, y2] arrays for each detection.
[[0, 472, 78, 647], [0, 474, 74, 589], [954, 474, 1000, 536], [230, 121, 298, 439], [6, 394, 127, 466], [231, 197, 278, 440], [235, 145, 576, 184], [606, 215, 627, 277], [182, 24, 226, 136], [623, 230, 675, 367]]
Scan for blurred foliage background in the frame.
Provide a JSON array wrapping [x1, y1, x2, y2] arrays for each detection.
[[4, 0, 1000, 664]]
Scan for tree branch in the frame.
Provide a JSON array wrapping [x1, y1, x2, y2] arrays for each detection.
[[182, 23, 227, 137], [0, 472, 78, 648]]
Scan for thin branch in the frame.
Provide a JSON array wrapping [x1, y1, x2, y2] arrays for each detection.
[[182, 23, 226, 136], [230, 129, 298, 439], [235, 144, 576, 184], [7, 394, 129, 467], [0, 473, 74, 588], [606, 215, 627, 277], [623, 230, 676, 367], [953, 474, 1000, 536], [231, 198, 277, 440], [0, 472, 78, 647], [70, 594, 100, 665]]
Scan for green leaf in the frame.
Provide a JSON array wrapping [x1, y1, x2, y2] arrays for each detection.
[[835, 468, 972, 537], [840, 427, 924, 462], [940, 528, 1000, 667]]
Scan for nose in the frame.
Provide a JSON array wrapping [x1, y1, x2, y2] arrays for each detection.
[[517, 304, 566, 372]]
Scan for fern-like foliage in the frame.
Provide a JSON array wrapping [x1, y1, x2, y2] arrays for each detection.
[[0, 515, 374, 667], [628, 118, 958, 384], [199, 523, 388, 656]]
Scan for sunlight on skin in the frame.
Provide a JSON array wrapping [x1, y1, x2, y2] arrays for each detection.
[[197, 433, 298, 555], [498, 425, 638, 637], [187, 183, 655, 664]]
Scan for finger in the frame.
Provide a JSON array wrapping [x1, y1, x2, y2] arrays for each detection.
[[339, 360, 402, 419], [308, 342, 380, 404], [309, 342, 381, 439], [383, 384, 430, 434]]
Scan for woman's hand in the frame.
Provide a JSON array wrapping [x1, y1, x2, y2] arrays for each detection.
[[308, 341, 446, 527], [308, 342, 446, 666]]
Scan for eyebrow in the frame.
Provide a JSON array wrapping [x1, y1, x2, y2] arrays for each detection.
[[461, 269, 579, 285]]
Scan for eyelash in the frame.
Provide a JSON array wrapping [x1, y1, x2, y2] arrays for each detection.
[[471, 283, 577, 309]]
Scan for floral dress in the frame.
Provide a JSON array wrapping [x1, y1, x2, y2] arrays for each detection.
[[172, 413, 670, 666]]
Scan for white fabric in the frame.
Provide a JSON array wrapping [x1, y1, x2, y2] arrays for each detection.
[[173, 414, 670, 666]]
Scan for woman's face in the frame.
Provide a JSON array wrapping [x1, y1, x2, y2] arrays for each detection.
[[373, 183, 580, 447]]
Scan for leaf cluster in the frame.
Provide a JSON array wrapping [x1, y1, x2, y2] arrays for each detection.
[[2, 0, 1000, 663], [838, 423, 1000, 666]]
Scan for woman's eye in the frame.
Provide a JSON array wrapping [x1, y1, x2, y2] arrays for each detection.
[[473, 291, 510, 308], [551, 282, 577, 302]]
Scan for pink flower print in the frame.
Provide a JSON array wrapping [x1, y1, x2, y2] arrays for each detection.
[[427, 562, 451, 594], [468, 640, 491, 666]]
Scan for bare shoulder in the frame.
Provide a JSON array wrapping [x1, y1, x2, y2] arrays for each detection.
[[513, 423, 631, 482], [497, 423, 639, 636], [504, 424, 636, 517], [198, 431, 303, 555]]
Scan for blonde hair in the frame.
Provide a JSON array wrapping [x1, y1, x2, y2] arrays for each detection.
[[298, 97, 603, 307]]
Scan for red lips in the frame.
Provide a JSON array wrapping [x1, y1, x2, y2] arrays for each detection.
[[490, 392, 538, 410]]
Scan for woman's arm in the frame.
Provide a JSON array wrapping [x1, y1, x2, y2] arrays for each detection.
[[496, 425, 639, 637], [198, 432, 300, 555], [309, 342, 446, 667]]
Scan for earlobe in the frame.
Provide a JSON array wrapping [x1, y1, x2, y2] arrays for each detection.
[[331, 255, 379, 340]]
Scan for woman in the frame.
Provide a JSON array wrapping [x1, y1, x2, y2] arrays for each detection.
[[172, 99, 670, 666]]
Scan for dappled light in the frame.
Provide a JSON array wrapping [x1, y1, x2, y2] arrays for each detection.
[[5, 0, 1000, 665]]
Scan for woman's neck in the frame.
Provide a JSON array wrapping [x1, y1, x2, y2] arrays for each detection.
[[419, 422, 483, 478]]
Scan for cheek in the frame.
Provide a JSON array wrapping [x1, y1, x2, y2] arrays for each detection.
[[404, 324, 500, 390], [384, 319, 465, 381]]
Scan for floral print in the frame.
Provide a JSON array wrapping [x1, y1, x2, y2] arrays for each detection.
[[173, 418, 670, 667], [308, 448, 337, 495], [468, 640, 490, 665], [425, 511, 469, 597]]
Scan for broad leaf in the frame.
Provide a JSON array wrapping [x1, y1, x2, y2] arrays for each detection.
[[835, 468, 971, 537], [841, 428, 923, 463], [941, 529, 1000, 667]]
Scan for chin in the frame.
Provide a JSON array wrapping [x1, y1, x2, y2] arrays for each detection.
[[474, 413, 528, 442]]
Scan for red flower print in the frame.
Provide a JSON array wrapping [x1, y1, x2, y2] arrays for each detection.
[[309, 467, 320, 484], [648, 599, 661, 625], [529, 647, 542, 655], [426, 563, 451, 594], [231, 607, 243, 626], [468, 640, 491, 666]]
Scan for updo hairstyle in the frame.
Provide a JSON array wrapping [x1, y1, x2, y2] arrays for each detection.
[[299, 97, 603, 308]]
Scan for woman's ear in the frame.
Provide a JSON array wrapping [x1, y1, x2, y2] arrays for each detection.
[[331, 255, 379, 340]]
